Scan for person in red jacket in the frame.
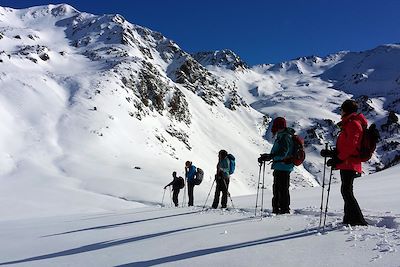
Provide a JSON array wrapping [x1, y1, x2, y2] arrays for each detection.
[[321, 99, 368, 226]]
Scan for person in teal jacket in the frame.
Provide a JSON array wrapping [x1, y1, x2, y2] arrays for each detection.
[[212, 150, 230, 209], [259, 117, 294, 214]]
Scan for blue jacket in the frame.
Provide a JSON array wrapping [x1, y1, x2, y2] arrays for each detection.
[[270, 128, 294, 172], [186, 165, 197, 181]]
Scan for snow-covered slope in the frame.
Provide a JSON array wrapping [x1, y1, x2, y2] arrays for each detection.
[[1, 165, 399, 266], [0, 4, 399, 220], [0, 4, 274, 219]]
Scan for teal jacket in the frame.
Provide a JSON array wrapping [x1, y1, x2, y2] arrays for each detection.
[[270, 128, 295, 172], [217, 157, 230, 178]]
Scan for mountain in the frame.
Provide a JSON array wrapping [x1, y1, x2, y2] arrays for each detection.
[[203, 46, 400, 175], [0, 4, 399, 219], [192, 49, 249, 71], [0, 4, 271, 219]]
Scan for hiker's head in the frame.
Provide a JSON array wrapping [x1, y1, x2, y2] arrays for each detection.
[[218, 149, 228, 159], [185, 161, 192, 167], [271, 117, 287, 135], [341, 99, 358, 116], [172, 171, 177, 177]]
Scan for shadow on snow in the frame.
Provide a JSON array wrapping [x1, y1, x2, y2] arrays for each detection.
[[0, 216, 254, 265], [116, 227, 329, 267], [43, 210, 201, 237]]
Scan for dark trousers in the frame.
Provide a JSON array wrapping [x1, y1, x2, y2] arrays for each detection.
[[340, 170, 367, 225], [212, 177, 230, 208], [172, 189, 180, 207], [272, 170, 290, 214], [187, 181, 195, 206]]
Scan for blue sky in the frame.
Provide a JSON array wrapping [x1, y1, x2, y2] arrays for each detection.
[[2, 0, 400, 65]]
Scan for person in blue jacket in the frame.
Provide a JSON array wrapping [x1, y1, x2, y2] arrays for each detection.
[[185, 161, 197, 206], [259, 117, 294, 214]]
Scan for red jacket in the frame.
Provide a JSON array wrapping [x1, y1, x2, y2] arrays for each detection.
[[336, 112, 368, 173]]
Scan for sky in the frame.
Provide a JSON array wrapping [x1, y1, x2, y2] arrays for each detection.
[[2, 0, 400, 66]]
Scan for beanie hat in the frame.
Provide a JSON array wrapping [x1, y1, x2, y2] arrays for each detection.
[[341, 99, 358, 115], [218, 149, 228, 158], [271, 117, 287, 134]]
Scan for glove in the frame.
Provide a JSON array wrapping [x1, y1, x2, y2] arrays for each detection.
[[327, 156, 343, 168], [320, 148, 336, 158], [326, 158, 337, 168], [258, 153, 272, 163]]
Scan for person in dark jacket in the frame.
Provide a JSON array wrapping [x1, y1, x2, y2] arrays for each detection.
[[212, 150, 231, 209], [185, 161, 197, 206], [259, 117, 294, 214], [321, 99, 368, 226], [164, 171, 184, 207]]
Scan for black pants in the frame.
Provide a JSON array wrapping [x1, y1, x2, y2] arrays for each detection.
[[340, 170, 367, 225], [187, 181, 195, 206], [272, 170, 290, 214], [172, 189, 180, 207], [212, 177, 230, 208]]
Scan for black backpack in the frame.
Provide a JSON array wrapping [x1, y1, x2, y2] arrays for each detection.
[[193, 168, 204, 185], [177, 177, 185, 189], [358, 123, 380, 162]]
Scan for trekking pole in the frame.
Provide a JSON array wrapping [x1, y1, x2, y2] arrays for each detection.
[[182, 178, 187, 207], [202, 177, 216, 210], [161, 188, 166, 207], [323, 167, 334, 231], [169, 187, 172, 207], [222, 178, 234, 209], [260, 161, 266, 219], [319, 143, 329, 230], [254, 163, 263, 217]]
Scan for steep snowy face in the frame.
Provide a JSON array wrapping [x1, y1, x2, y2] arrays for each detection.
[[320, 44, 400, 97], [0, 4, 275, 218], [192, 49, 249, 71]]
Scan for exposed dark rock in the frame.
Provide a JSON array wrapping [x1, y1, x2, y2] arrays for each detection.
[[39, 53, 50, 61], [192, 49, 249, 70], [27, 57, 38, 63], [168, 89, 191, 125], [166, 126, 191, 150]]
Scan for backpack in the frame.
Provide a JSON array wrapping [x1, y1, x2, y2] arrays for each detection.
[[193, 168, 204, 185], [177, 176, 185, 189], [227, 154, 236, 174], [358, 123, 380, 162], [283, 134, 305, 166]]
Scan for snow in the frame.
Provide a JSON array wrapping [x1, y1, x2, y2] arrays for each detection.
[[0, 4, 400, 266], [0, 166, 399, 266]]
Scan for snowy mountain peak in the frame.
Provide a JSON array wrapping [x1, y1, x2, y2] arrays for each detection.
[[192, 49, 249, 70], [18, 4, 78, 19]]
